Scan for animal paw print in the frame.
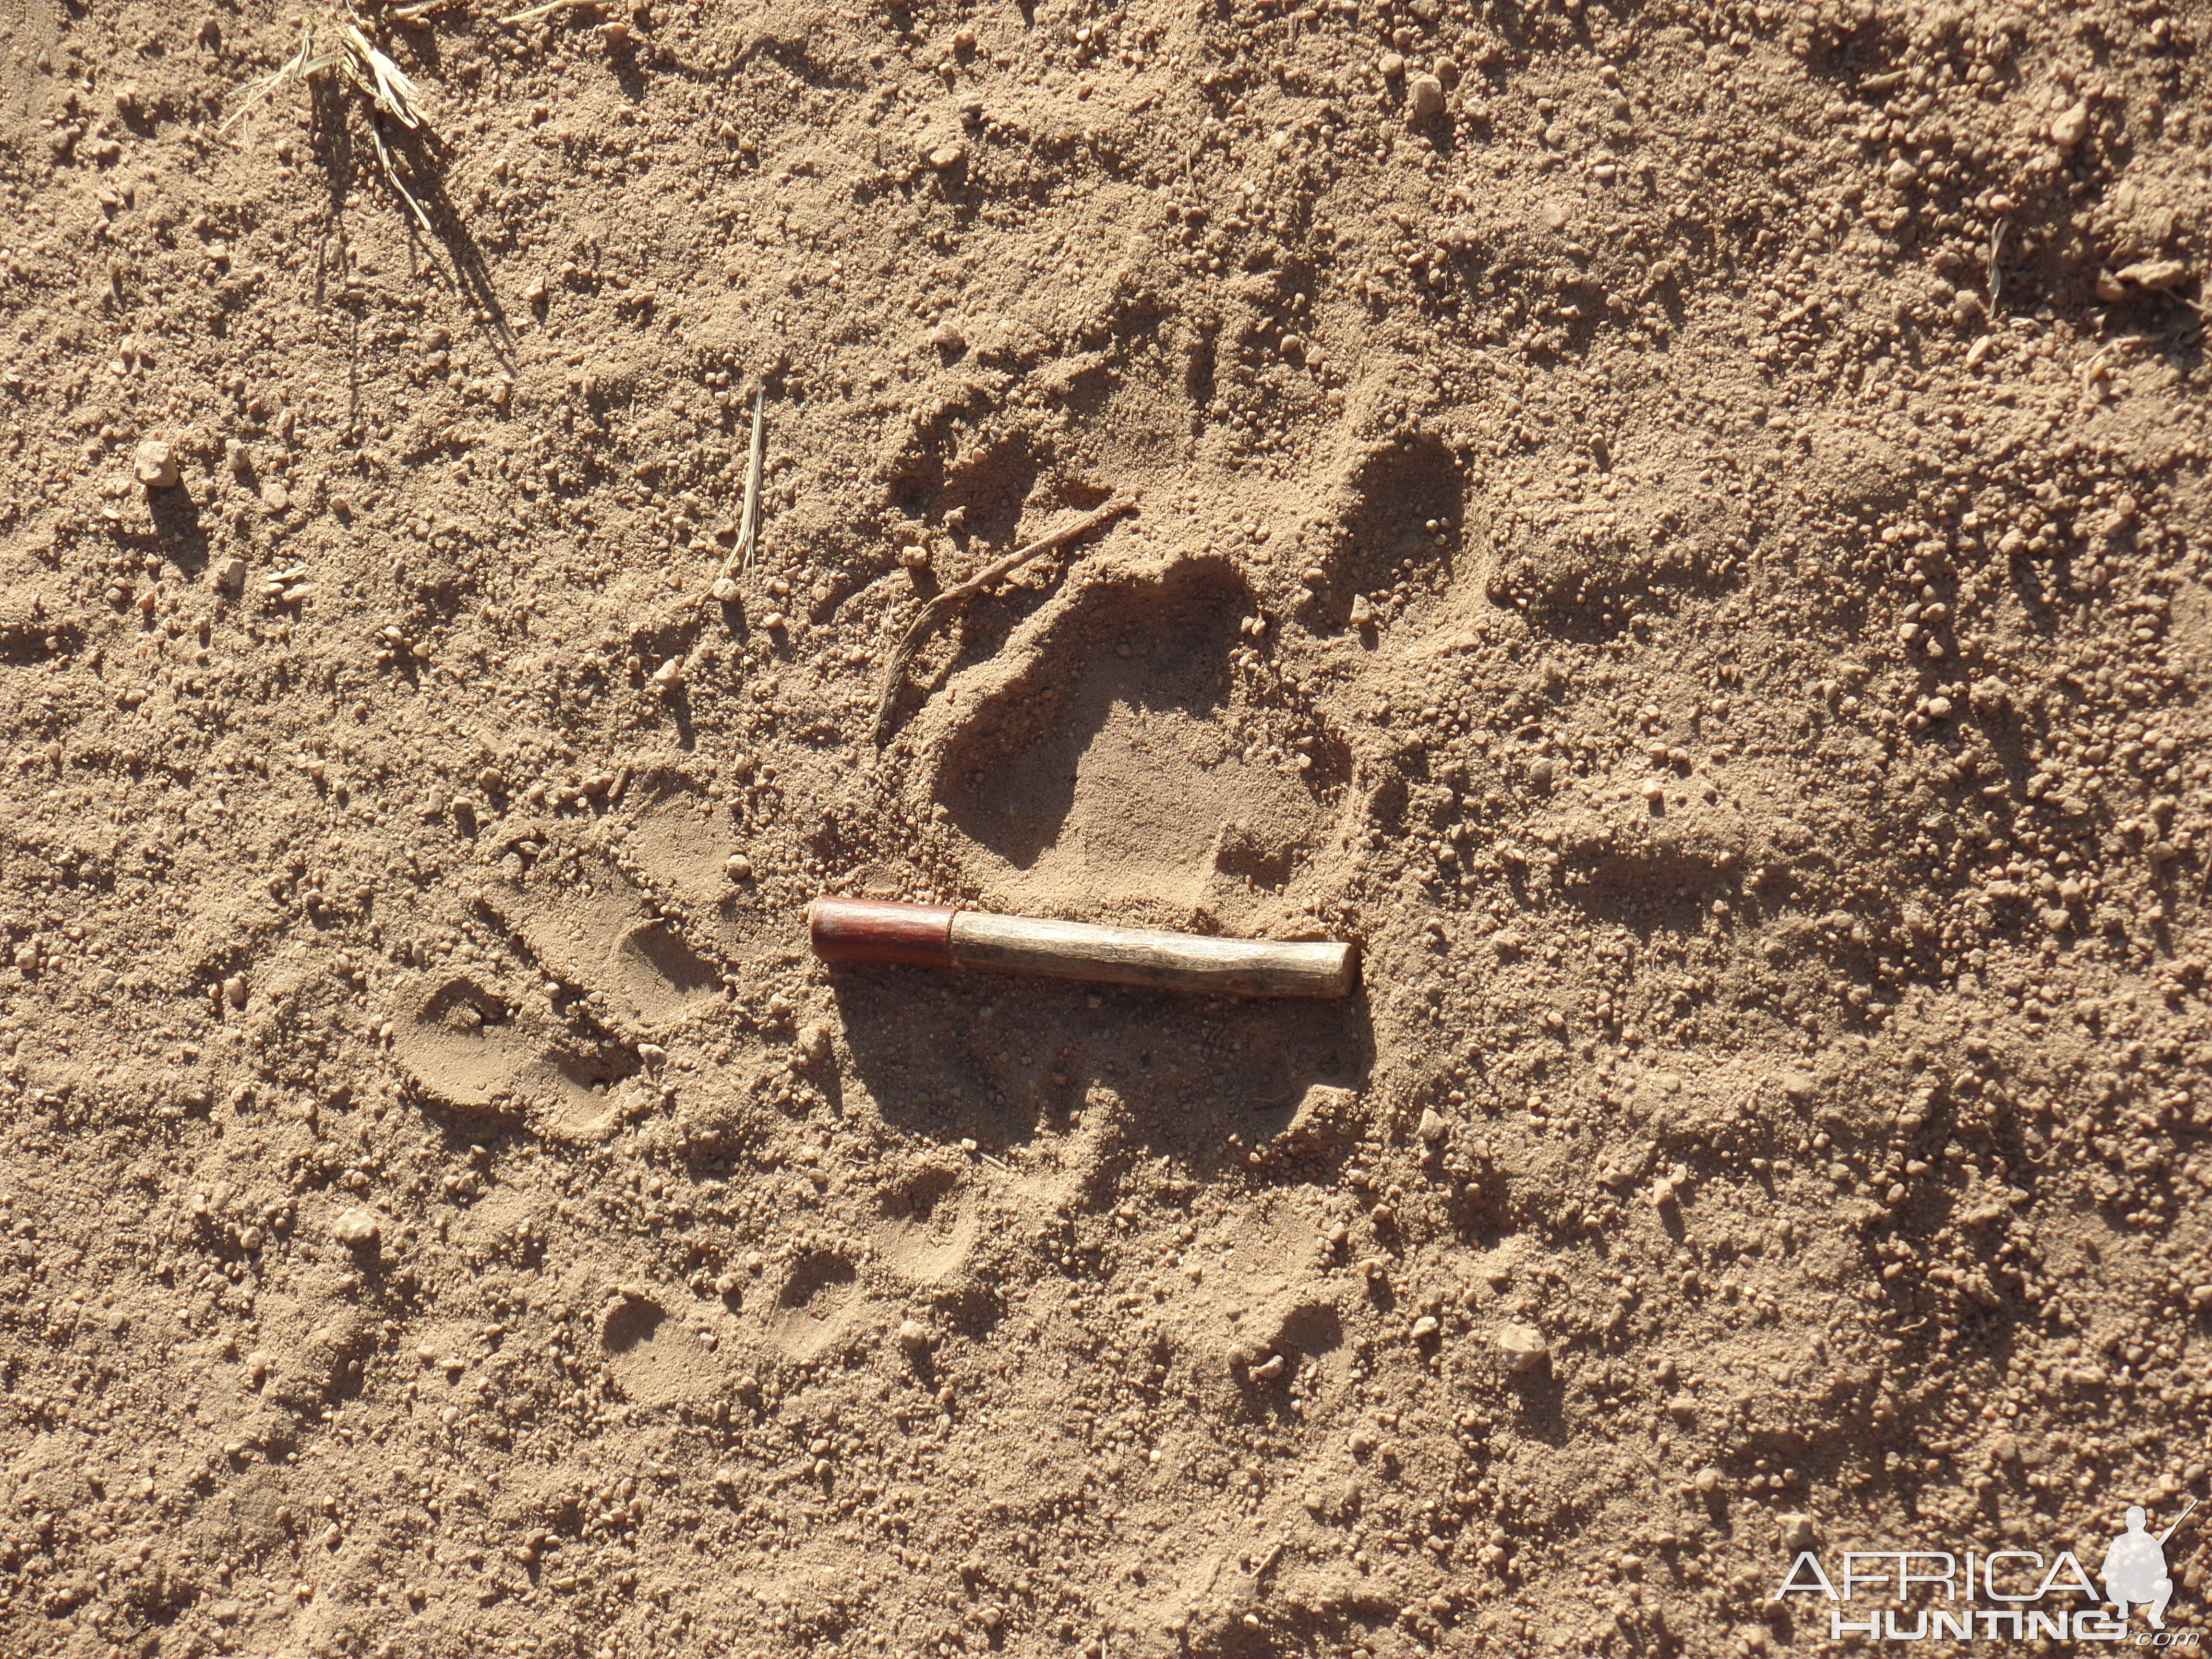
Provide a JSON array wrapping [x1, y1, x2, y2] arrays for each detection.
[[390, 782, 735, 1142], [389, 970, 634, 1141], [909, 551, 1356, 930], [1296, 430, 1473, 635]]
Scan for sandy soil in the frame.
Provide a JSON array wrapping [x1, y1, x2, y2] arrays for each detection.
[[1, 0, 2210, 1654]]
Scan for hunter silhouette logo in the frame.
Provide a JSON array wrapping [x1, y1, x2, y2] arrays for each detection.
[[2104, 1501, 2196, 1630]]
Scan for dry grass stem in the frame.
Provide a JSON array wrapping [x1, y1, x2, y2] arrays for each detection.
[[871, 494, 1137, 745], [737, 388, 766, 574], [499, 0, 609, 25], [708, 390, 766, 603], [221, 8, 432, 233]]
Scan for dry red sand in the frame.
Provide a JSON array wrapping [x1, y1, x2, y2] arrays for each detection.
[[1, 0, 2210, 1655]]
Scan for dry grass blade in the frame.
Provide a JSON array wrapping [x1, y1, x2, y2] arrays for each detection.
[[707, 390, 766, 603], [363, 109, 434, 237], [219, 21, 327, 136], [870, 494, 1138, 746], [345, 24, 424, 128], [218, 8, 435, 238], [737, 388, 765, 573], [500, 0, 609, 24]]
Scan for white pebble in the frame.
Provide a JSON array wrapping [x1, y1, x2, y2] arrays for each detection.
[[134, 440, 180, 490], [1496, 1322, 1548, 1373]]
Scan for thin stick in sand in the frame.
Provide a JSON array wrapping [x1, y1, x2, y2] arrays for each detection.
[[869, 494, 1136, 745], [809, 896, 1357, 999], [709, 388, 766, 604]]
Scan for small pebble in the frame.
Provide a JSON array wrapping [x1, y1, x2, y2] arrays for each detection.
[[1378, 51, 1406, 78], [332, 1209, 380, 1249], [134, 439, 179, 489], [1496, 1322, 1548, 1373], [2116, 256, 2188, 292], [1408, 73, 1446, 120], [2049, 100, 2088, 148]]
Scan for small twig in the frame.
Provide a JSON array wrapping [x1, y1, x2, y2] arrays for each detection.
[[738, 388, 765, 572], [870, 494, 1138, 745], [1987, 216, 2008, 312], [500, 0, 607, 24], [709, 390, 766, 603]]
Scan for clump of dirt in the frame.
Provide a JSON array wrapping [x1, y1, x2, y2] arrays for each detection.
[[1, 0, 2210, 1655]]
